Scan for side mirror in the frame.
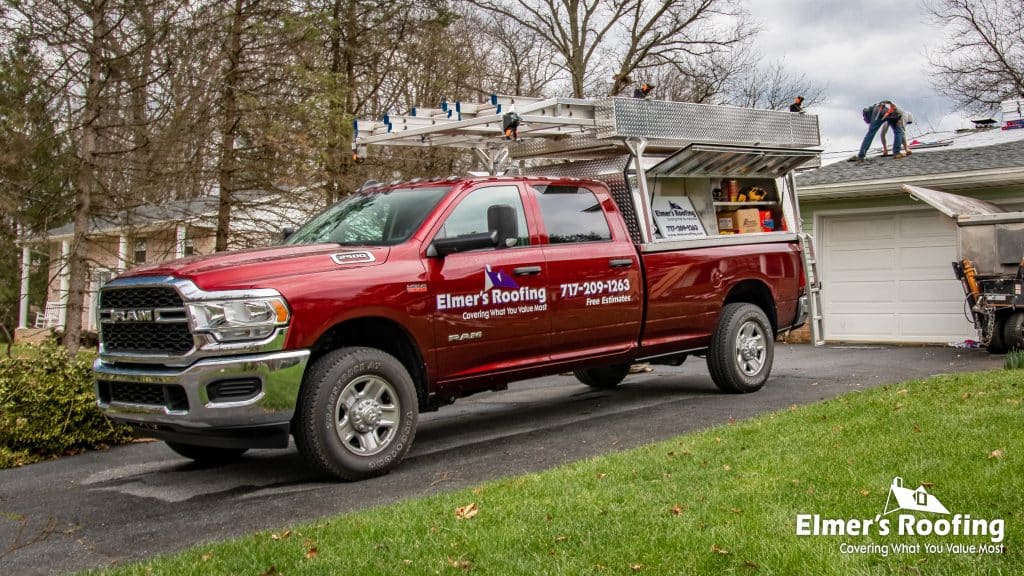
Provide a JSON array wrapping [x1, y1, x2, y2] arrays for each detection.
[[428, 231, 498, 257], [487, 204, 518, 248]]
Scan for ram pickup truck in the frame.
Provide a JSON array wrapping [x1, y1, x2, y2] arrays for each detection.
[[94, 174, 808, 480]]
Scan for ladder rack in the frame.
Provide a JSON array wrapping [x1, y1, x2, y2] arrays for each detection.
[[353, 94, 822, 165]]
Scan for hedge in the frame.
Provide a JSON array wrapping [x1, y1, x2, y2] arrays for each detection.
[[0, 344, 132, 467]]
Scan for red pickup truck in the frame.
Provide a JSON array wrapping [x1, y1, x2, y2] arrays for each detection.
[[94, 174, 808, 480]]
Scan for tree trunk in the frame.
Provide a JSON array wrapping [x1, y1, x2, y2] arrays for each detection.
[[63, 0, 107, 355], [215, 0, 245, 252]]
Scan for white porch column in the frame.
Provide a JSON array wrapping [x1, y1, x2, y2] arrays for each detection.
[[18, 244, 30, 329], [175, 224, 186, 259], [117, 234, 128, 272], [58, 239, 70, 327]]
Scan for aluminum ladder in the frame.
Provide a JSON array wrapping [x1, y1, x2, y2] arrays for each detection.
[[798, 232, 825, 346]]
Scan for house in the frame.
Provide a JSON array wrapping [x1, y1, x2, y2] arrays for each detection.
[[796, 101, 1024, 344], [15, 188, 323, 342]]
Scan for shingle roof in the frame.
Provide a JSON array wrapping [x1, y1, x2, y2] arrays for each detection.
[[46, 196, 218, 238], [797, 139, 1024, 187]]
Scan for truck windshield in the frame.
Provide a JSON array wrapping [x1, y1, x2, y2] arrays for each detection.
[[285, 186, 451, 246]]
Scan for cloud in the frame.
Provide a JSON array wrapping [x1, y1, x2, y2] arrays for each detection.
[[747, 0, 966, 153]]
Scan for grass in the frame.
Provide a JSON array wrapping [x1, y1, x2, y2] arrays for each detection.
[[1006, 349, 1024, 370], [92, 371, 1022, 576]]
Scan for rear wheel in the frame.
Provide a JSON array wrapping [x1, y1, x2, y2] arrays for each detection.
[[707, 302, 774, 393], [1003, 312, 1024, 351], [165, 442, 248, 464], [294, 347, 418, 481], [574, 364, 630, 389]]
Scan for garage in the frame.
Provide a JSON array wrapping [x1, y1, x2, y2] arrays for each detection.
[[818, 209, 973, 343]]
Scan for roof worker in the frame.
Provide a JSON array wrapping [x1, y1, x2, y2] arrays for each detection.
[[789, 95, 805, 113], [881, 110, 913, 156], [633, 81, 655, 99], [850, 100, 906, 162]]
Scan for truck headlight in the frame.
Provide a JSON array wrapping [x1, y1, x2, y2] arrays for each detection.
[[187, 297, 290, 342]]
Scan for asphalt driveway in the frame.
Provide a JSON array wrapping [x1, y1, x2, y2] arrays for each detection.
[[0, 344, 1003, 575]]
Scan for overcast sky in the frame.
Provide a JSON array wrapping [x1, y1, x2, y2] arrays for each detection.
[[747, 0, 977, 160]]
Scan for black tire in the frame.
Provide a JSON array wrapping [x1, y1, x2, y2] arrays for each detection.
[[986, 315, 1007, 354], [293, 347, 418, 481], [1003, 312, 1024, 351], [165, 442, 248, 464], [574, 364, 630, 388], [707, 302, 774, 394]]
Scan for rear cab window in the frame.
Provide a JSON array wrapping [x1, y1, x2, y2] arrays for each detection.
[[530, 184, 613, 244]]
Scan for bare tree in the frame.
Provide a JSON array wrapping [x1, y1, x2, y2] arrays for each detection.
[[467, 0, 753, 98], [730, 57, 827, 111], [924, 0, 1024, 112]]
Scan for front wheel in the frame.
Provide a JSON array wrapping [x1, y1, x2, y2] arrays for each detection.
[[293, 347, 418, 481], [165, 442, 248, 464], [707, 302, 774, 393]]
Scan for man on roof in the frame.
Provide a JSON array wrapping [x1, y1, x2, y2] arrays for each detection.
[[850, 100, 907, 162]]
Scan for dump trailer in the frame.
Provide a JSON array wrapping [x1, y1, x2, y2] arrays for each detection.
[[904, 185, 1024, 352]]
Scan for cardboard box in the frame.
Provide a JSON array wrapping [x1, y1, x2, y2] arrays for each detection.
[[718, 208, 763, 234], [735, 208, 761, 233]]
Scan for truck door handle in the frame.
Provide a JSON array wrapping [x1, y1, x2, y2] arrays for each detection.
[[513, 266, 542, 276], [609, 259, 634, 268]]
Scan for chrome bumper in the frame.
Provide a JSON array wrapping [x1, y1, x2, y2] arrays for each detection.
[[94, 349, 310, 430]]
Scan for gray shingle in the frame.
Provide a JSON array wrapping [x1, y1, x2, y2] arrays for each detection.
[[797, 140, 1024, 187]]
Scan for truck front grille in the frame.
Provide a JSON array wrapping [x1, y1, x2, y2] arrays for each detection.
[[98, 286, 194, 356], [97, 380, 190, 412]]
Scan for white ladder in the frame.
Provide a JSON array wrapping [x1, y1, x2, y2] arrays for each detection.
[[798, 232, 825, 346]]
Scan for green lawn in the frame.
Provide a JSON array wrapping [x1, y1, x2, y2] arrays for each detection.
[[92, 370, 1022, 575]]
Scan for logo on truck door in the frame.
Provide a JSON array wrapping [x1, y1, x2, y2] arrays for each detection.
[[436, 265, 547, 320]]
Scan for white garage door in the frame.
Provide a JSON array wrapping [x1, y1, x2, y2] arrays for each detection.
[[820, 209, 974, 343]]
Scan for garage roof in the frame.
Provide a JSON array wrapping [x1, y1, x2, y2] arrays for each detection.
[[797, 139, 1024, 198]]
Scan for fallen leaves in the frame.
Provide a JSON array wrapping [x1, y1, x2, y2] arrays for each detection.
[[670, 504, 684, 515], [200, 552, 213, 562], [449, 558, 473, 571], [629, 563, 644, 571], [270, 530, 291, 541], [989, 449, 1004, 460], [711, 544, 730, 555], [455, 503, 479, 520], [260, 567, 278, 576], [305, 546, 318, 560]]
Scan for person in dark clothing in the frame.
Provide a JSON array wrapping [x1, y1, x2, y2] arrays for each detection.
[[633, 82, 655, 99], [789, 96, 804, 113], [850, 100, 905, 162]]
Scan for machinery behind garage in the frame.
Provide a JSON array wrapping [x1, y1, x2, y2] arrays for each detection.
[[904, 185, 1024, 352]]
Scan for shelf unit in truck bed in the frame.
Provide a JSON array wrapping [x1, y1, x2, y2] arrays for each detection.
[[354, 95, 826, 344]]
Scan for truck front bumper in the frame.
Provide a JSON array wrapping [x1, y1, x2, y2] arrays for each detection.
[[94, 349, 310, 448]]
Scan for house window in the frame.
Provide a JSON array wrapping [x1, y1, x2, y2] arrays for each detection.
[[183, 237, 195, 257], [134, 239, 147, 265]]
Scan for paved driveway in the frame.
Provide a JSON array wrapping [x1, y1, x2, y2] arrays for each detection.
[[0, 344, 1002, 575]]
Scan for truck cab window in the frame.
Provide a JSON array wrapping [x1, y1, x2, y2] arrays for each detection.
[[285, 186, 450, 246], [533, 185, 611, 244], [435, 185, 530, 248]]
